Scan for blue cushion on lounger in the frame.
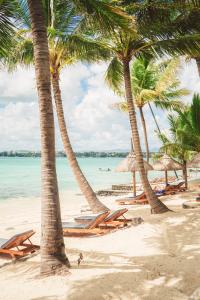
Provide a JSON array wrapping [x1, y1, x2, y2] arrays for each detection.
[[62, 222, 89, 229], [0, 238, 9, 249], [155, 190, 165, 195], [75, 215, 97, 221]]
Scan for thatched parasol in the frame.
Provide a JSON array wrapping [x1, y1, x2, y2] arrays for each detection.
[[152, 154, 183, 186], [115, 152, 153, 196], [187, 152, 200, 168]]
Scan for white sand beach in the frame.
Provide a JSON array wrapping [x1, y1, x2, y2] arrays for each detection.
[[0, 180, 200, 300]]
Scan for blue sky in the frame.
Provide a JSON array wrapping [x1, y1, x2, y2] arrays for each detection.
[[0, 59, 199, 152]]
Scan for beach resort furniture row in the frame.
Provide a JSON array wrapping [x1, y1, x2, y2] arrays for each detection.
[[0, 209, 134, 259], [62, 209, 132, 237], [116, 182, 186, 205]]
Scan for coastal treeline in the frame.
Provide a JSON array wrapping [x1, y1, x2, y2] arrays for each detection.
[[0, 151, 159, 158]]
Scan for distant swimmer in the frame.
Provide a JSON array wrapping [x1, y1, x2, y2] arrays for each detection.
[[99, 168, 111, 172]]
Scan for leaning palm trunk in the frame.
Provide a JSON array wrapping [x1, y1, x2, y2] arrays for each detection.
[[51, 71, 109, 214], [148, 103, 179, 180], [122, 59, 170, 214], [148, 103, 161, 134], [138, 106, 150, 162], [28, 0, 70, 275], [183, 160, 188, 190], [195, 57, 200, 76]]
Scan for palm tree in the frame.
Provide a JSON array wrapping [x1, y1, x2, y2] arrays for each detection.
[[102, 30, 169, 213], [27, 0, 70, 276], [110, 56, 189, 162], [102, 7, 200, 213], [158, 94, 200, 189], [48, 3, 110, 213]]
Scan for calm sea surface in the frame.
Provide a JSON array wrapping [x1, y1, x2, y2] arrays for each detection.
[[0, 157, 186, 200]]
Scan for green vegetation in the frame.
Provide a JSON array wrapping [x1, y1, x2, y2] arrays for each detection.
[[111, 56, 189, 162], [158, 94, 200, 188]]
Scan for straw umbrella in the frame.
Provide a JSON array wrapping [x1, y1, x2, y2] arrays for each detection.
[[152, 154, 183, 186], [115, 152, 153, 197]]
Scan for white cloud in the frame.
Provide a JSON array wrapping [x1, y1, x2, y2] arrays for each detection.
[[0, 59, 199, 151], [0, 68, 36, 102], [0, 102, 40, 150]]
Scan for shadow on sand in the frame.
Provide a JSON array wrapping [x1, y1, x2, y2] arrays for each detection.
[[66, 209, 200, 300]]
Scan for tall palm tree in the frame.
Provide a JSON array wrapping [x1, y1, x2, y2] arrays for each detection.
[[110, 56, 189, 162], [102, 11, 200, 212], [48, 3, 110, 213], [27, 0, 70, 276], [103, 31, 168, 213]]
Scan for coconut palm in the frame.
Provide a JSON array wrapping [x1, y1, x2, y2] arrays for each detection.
[[110, 56, 189, 162], [45, 2, 111, 213], [102, 7, 200, 213], [158, 93, 200, 189], [27, 0, 70, 276]]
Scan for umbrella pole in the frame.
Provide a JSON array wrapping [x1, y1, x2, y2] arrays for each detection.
[[165, 170, 168, 186], [174, 170, 179, 180], [183, 160, 188, 189], [132, 171, 136, 197]]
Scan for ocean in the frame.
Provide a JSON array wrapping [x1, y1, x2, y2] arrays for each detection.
[[0, 157, 190, 200]]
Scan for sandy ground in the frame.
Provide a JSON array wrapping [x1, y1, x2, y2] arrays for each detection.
[[0, 181, 200, 300]]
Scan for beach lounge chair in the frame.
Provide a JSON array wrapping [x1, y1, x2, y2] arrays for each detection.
[[164, 181, 186, 195], [115, 192, 148, 205], [62, 211, 112, 237], [74, 208, 132, 228], [0, 230, 39, 259]]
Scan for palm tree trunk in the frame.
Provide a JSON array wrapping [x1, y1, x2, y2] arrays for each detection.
[[183, 160, 188, 189], [138, 106, 150, 162], [195, 57, 200, 76], [148, 103, 161, 134], [122, 58, 170, 214], [28, 0, 70, 276], [51, 71, 109, 214]]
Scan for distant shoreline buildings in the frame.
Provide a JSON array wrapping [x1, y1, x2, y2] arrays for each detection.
[[0, 150, 155, 158]]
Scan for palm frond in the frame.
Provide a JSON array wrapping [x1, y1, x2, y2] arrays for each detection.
[[155, 57, 180, 93], [66, 0, 132, 33], [105, 57, 124, 96], [191, 93, 200, 134], [0, 0, 16, 57], [66, 34, 111, 62]]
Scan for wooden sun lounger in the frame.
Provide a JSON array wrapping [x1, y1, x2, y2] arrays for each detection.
[[62, 211, 112, 237], [74, 208, 132, 228], [115, 192, 148, 205], [164, 181, 186, 195], [0, 230, 39, 259]]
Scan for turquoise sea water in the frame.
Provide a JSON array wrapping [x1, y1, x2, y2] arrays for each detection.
[[0, 157, 183, 200]]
